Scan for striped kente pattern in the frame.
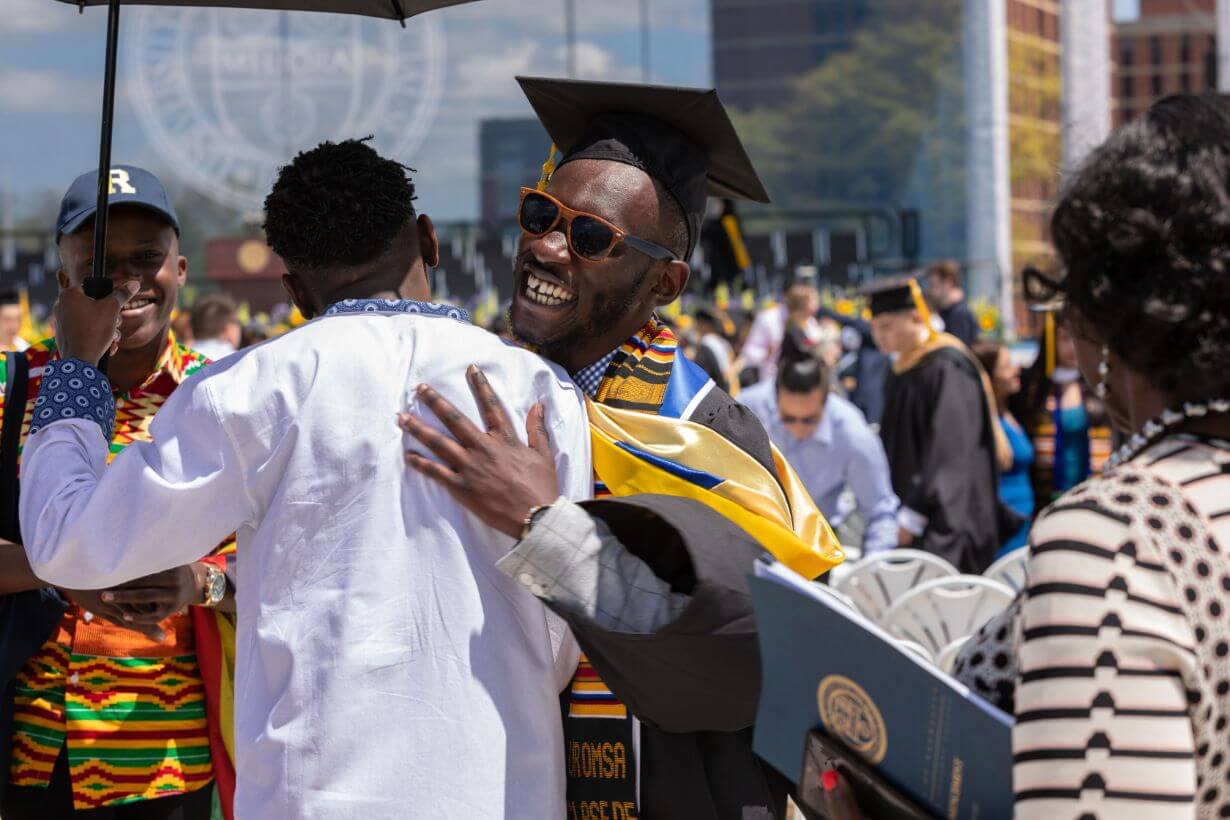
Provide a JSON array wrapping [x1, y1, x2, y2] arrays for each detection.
[[593, 318, 677, 413], [568, 657, 626, 719], [6, 335, 215, 809], [570, 318, 680, 720]]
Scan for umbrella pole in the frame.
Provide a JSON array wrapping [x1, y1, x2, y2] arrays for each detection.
[[86, 0, 121, 302]]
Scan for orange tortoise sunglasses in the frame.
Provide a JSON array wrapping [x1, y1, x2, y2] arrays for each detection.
[[518, 187, 679, 262]]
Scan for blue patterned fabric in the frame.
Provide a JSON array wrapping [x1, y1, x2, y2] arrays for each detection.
[[571, 350, 619, 399], [322, 298, 470, 324], [28, 358, 115, 440]]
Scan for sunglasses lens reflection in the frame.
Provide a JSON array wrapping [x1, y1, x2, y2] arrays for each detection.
[[520, 194, 559, 235], [570, 216, 616, 260]]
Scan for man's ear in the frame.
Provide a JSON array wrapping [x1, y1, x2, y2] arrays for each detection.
[[57, 268, 71, 289], [649, 260, 690, 308], [177, 254, 188, 287], [282, 273, 317, 319], [416, 213, 440, 268]]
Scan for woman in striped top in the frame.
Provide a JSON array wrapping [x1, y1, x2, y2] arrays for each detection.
[[953, 93, 1230, 819]]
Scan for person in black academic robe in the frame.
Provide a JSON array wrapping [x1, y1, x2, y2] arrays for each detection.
[[865, 277, 1012, 574]]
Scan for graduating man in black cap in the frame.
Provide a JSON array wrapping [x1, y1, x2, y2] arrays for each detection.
[[400, 77, 841, 819], [865, 277, 1013, 574]]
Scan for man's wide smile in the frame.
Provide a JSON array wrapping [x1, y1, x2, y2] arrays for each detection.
[[120, 294, 159, 314], [519, 269, 577, 309]]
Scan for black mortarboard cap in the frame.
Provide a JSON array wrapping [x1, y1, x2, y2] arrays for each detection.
[[516, 76, 770, 259], [862, 276, 921, 317]]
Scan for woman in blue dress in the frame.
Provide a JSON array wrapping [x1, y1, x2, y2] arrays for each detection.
[[974, 340, 1034, 556]]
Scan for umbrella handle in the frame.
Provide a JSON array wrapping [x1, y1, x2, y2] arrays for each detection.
[[86, 0, 121, 304], [85, 0, 122, 373], [83, 278, 114, 300]]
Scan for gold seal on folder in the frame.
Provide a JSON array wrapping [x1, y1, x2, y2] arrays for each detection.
[[816, 675, 888, 765]]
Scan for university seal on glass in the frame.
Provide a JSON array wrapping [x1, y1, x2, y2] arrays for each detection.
[[127, 7, 445, 213]]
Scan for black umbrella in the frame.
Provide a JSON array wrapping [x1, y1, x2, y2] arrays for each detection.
[[55, 0, 478, 302]]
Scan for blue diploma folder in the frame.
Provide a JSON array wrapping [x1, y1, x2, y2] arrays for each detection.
[[750, 561, 1013, 819]]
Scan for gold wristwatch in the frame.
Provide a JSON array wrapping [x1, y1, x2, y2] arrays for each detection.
[[201, 563, 227, 607]]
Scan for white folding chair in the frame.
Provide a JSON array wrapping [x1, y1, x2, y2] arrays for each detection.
[[880, 576, 1015, 660], [821, 544, 861, 588], [895, 638, 936, 665], [934, 636, 971, 674], [831, 549, 959, 623], [984, 546, 1029, 593], [810, 581, 858, 613]]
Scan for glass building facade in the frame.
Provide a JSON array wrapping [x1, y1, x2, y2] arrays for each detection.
[[713, 0, 1065, 324]]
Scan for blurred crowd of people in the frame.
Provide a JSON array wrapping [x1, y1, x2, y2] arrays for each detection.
[[2, 86, 1229, 820], [650, 259, 1115, 575]]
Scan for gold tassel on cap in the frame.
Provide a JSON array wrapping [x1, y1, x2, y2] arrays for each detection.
[[721, 213, 751, 271], [908, 278, 937, 340], [536, 143, 558, 191], [1044, 311, 1056, 378]]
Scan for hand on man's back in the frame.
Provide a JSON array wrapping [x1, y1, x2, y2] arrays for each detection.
[[399, 364, 560, 539]]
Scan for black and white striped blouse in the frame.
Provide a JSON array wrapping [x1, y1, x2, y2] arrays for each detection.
[[960, 434, 1230, 819], [1013, 435, 1230, 816]]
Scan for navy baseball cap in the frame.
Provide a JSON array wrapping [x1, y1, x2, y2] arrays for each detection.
[[56, 165, 180, 242]]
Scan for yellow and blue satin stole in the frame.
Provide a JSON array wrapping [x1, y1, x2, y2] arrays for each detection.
[[587, 352, 843, 580]]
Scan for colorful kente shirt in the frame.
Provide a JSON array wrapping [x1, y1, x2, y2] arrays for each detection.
[[3, 335, 216, 810]]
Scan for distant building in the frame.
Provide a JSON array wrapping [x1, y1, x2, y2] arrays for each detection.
[[479, 118, 550, 228], [1006, 0, 1063, 277], [711, 0, 1067, 329], [712, 0, 870, 109], [1114, 0, 1216, 127], [205, 238, 287, 312]]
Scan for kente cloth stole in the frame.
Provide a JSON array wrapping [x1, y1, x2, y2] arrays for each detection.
[[565, 318, 842, 816], [564, 319, 677, 817]]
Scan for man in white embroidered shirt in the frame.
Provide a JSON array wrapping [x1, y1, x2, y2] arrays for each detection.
[[17, 140, 591, 819]]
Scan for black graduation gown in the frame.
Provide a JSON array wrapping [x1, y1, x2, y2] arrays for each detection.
[[879, 346, 1000, 573], [548, 388, 792, 820]]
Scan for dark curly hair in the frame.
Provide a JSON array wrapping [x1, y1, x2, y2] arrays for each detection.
[[263, 137, 416, 269], [1050, 93, 1230, 403]]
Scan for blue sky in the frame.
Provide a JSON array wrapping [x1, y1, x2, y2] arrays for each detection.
[[1114, 0, 1140, 20], [0, 0, 711, 225]]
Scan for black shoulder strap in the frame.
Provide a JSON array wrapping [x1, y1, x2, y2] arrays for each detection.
[[0, 350, 29, 544]]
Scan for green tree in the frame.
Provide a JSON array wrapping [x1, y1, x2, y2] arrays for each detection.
[[730, 0, 967, 259]]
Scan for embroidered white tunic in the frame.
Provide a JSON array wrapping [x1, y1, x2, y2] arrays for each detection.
[[19, 302, 592, 820]]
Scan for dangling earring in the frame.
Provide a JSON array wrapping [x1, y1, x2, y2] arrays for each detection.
[[1095, 344, 1111, 399]]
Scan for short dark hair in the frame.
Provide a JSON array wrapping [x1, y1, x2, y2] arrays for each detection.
[[656, 182, 689, 259], [1051, 92, 1230, 402], [777, 356, 828, 395], [925, 260, 962, 286], [0, 291, 19, 308], [263, 138, 417, 270], [190, 292, 239, 340]]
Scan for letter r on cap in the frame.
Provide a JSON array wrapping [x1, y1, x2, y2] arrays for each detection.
[[109, 169, 137, 195]]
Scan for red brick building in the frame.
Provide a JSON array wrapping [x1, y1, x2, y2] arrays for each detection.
[[1006, 0, 1063, 279], [1114, 0, 1217, 127]]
